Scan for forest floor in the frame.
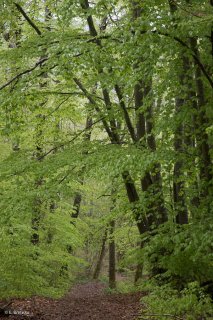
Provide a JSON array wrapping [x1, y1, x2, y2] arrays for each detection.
[[0, 281, 143, 320]]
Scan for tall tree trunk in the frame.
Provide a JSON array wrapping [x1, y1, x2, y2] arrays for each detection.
[[93, 230, 107, 280], [71, 116, 93, 220], [173, 96, 188, 225], [109, 220, 116, 289], [190, 38, 212, 196], [67, 116, 93, 254], [146, 97, 168, 225], [80, 0, 151, 243], [134, 82, 156, 227], [31, 4, 53, 245], [183, 56, 200, 211], [31, 114, 45, 245], [168, 0, 188, 225], [122, 171, 149, 235], [132, 2, 167, 226], [134, 241, 143, 284]]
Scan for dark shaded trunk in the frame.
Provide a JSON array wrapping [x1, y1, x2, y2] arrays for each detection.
[[109, 220, 116, 289], [173, 97, 188, 225], [114, 84, 137, 142], [67, 117, 93, 254], [71, 116, 93, 220], [102, 88, 120, 143], [134, 263, 143, 284], [134, 81, 155, 226], [134, 81, 146, 142], [31, 5, 51, 245], [210, 0, 213, 57], [31, 93, 46, 245], [134, 81, 167, 226], [190, 38, 212, 194], [71, 193, 82, 219], [168, 0, 188, 224], [122, 171, 149, 235], [93, 230, 107, 280], [132, 2, 157, 283], [134, 241, 143, 284], [182, 56, 200, 211], [146, 101, 168, 225]]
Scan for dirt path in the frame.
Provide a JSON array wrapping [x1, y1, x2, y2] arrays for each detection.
[[0, 281, 142, 320]]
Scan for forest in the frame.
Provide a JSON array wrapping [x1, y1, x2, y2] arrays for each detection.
[[0, 0, 212, 319]]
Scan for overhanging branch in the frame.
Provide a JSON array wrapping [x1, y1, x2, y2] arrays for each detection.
[[9, 1, 213, 92], [0, 57, 48, 91], [38, 116, 106, 160], [14, 2, 42, 36]]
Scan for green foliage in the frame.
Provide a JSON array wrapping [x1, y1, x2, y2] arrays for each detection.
[[142, 221, 213, 285], [140, 282, 213, 320], [138, 220, 213, 319], [0, 2, 212, 317]]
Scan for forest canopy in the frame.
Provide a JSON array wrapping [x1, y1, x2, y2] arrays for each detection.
[[0, 0, 212, 319]]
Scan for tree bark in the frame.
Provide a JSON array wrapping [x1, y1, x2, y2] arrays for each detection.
[[190, 38, 212, 194], [168, 0, 188, 225], [109, 220, 116, 289], [146, 98, 168, 225], [173, 97, 188, 225], [93, 230, 107, 280]]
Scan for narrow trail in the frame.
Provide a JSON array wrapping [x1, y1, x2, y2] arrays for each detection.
[[0, 281, 143, 320]]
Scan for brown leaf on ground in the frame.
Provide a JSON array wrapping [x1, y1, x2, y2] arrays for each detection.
[[0, 281, 143, 320]]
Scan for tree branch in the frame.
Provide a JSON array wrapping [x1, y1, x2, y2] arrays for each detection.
[[114, 84, 137, 142], [80, 0, 98, 37], [37, 90, 104, 100], [47, 97, 71, 117], [14, 2, 42, 36], [73, 77, 114, 141], [0, 57, 48, 91], [38, 116, 107, 160], [150, 30, 213, 89], [11, 1, 213, 89]]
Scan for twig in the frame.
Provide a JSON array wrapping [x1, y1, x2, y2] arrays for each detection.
[[58, 166, 77, 184], [38, 91, 104, 100], [14, 2, 42, 35], [38, 116, 105, 160], [73, 77, 114, 140], [47, 97, 71, 117], [97, 194, 111, 199], [0, 57, 48, 91], [145, 30, 213, 89]]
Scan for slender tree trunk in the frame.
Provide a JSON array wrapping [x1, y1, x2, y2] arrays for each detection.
[[109, 220, 116, 289], [168, 0, 188, 225], [134, 82, 156, 227], [132, 1, 156, 282], [183, 56, 200, 211], [31, 114, 45, 245], [134, 241, 143, 284], [93, 230, 107, 280], [190, 38, 212, 194], [122, 171, 149, 235], [173, 96, 188, 225], [71, 116, 93, 220], [31, 3, 52, 245], [146, 99, 168, 225], [67, 116, 93, 254]]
